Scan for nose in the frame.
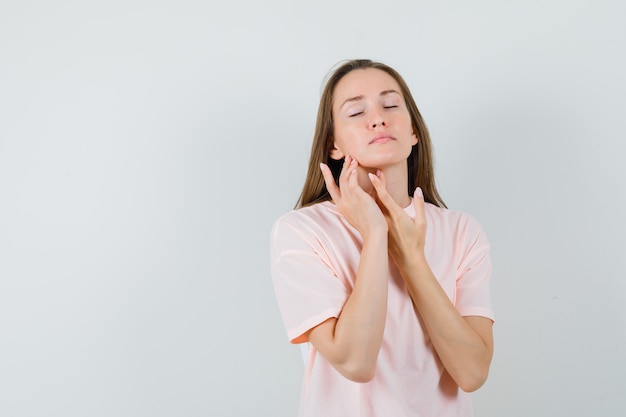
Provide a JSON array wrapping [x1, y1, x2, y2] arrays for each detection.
[[371, 119, 386, 128], [369, 110, 386, 128]]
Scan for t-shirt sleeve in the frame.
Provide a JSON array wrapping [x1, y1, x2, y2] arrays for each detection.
[[454, 214, 495, 321], [270, 214, 349, 344]]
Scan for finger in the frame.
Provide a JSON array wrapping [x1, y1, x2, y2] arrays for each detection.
[[342, 157, 361, 195], [377, 169, 386, 187], [413, 187, 426, 223], [368, 172, 403, 217], [347, 162, 361, 191], [338, 155, 354, 190], [339, 155, 356, 183], [320, 163, 340, 201]]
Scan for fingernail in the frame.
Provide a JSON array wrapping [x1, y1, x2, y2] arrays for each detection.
[[415, 187, 423, 198], [319, 162, 325, 171], [376, 169, 382, 177], [368, 173, 377, 182]]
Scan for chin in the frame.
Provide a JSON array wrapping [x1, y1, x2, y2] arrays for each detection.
[[358, 155, 407, 170]]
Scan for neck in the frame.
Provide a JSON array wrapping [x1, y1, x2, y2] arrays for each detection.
[[356, 163, 411, 208]]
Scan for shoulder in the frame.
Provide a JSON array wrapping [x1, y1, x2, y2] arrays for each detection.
[[272, 201, 339, 232], [270, 202, 345, 247], [423, 202, 478, 227], [423, 203, 488, 244]]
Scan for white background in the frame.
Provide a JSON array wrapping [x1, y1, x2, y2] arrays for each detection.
[[1, 1, 625, 416]]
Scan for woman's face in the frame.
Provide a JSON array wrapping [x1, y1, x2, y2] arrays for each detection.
[[330, 68, 417, 170]]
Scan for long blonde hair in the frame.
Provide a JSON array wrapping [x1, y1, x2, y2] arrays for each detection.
[[296, 59, 446, 209]]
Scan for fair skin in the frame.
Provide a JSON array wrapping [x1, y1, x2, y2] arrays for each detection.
[[309, 68, 494, 391]]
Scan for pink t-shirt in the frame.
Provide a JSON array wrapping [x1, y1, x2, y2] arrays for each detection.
[[270, 200, 494, 417]]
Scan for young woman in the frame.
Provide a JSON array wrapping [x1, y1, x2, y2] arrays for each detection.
[[270, 59, 494, 417]]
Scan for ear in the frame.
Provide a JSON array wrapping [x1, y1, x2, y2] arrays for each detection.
[[329, 142, 345, 160], [411, 132, 418, 145]]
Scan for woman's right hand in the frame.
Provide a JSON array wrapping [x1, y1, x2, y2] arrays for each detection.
[[320, 155, 387, 239], [312, 155, 390, 382]]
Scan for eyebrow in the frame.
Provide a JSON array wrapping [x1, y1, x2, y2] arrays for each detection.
[[339, 89, 401, 109]]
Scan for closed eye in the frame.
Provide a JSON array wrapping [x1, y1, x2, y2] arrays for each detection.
[[349, 111, 364, 117], [383, 105, 398, 109]]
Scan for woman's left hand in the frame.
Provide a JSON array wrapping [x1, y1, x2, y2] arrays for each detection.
[[368, 171, 427, 267]]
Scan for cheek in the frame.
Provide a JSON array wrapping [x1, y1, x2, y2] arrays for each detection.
[[333, 127, 358, 150]]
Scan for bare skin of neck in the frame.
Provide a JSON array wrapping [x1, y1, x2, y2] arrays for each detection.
[[355, 164, 412, 209]]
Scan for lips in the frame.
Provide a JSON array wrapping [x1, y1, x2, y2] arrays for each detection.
[[369, 134, 394, 144]]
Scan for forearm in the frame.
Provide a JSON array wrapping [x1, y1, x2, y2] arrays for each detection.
[[399, 254, 493, 392], [308, 233, 389, 382]]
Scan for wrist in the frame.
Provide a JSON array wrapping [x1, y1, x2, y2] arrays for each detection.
[[396, 251, 429, 276], [361, 225, 388, 242], [361, 227, 388, 247]]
